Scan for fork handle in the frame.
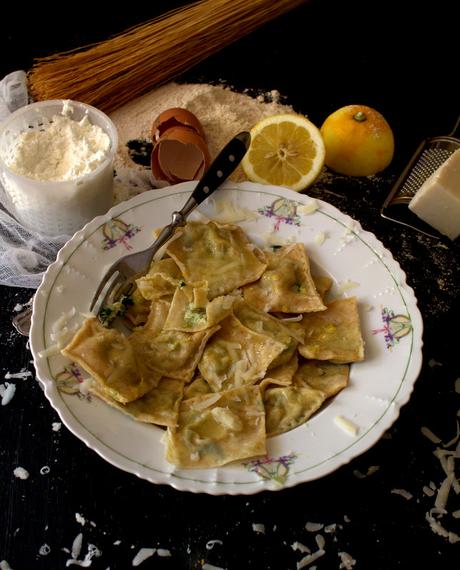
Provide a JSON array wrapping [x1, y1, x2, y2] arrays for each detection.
[[179, 131, 251, 218]]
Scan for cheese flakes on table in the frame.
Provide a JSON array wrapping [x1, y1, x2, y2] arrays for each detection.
[[243, 243, 326, 313], [61, 318, 155, 404], [298, 297, 365, 363], [165, 385, 266, 468], [91, 377, 184, 427], [198, 315, 285, 392], [166, 221, 267, 299]]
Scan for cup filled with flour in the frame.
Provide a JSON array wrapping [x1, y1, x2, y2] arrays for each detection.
[[0, 99, 118, 236]]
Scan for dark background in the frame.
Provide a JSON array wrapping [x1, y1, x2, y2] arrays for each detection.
[[1, 1, 459, 569]]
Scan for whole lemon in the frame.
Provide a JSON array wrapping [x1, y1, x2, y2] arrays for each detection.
[[320, 105, 394, 176]]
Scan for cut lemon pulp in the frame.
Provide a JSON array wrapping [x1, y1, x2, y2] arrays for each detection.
[[242, 114, 325, 191]]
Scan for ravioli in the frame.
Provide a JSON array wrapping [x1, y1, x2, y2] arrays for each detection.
[[293, 361, 349, 398], [130, 325, 219, 382], [233, 300, 299, 369], [124, 288, 151, 326], [198, 315, 285, 392], [61, 218, 367, 470], [91, 377, 184, 427], [312, 275, 333, 300], [136, 258, 183, 300], [264, 384, 327, 437], [259, 354, 299, 391], [166, 221, 267, 299], [165, 385, 266, 468], [163, 284, 237, 332], [61, 318, 154, 404], [243, 244, 326, 313], [298, 297, 365, 363], [183, 375, 213, 399]]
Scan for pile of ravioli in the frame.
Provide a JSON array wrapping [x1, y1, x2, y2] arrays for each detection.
[[62, 221, 365, 469]]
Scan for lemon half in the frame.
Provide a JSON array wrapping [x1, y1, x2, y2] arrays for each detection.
[[242, 113, 325, 191]]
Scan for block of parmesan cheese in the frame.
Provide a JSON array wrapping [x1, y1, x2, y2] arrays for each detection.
[[408, 148, 460, 240]]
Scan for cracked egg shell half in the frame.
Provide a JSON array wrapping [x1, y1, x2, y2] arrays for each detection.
[[151, 107, 206, 143], [151, 125, 210, 183]]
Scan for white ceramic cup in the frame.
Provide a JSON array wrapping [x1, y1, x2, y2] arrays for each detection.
[[0, 99, 118, 236]]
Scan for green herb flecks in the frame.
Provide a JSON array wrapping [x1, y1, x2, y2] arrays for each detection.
[[184, 305, 207, 328], [98, 294, 134, 327]]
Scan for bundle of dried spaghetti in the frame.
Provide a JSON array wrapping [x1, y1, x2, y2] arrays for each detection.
[[28, 0, 306, 114]]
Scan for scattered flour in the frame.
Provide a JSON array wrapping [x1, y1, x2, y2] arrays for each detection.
[[110, 82, 292, 181]]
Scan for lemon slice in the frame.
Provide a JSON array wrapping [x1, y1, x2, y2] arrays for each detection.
[[242, 114, 325, 191]]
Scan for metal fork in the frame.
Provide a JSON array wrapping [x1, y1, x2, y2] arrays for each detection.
[[89, 131, 251, 314]]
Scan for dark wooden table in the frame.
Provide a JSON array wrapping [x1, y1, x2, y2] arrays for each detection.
[[1, 2, 459, 568]]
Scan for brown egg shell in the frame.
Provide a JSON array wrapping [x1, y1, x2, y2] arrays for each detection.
[[151, 107, 206, 143], [151, 126, 211, 183]]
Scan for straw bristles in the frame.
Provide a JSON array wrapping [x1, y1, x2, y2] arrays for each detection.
[[28, 0, 305, 113]]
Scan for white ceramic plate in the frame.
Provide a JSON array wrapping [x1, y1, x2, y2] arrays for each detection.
[[30, 181, 423, 495]]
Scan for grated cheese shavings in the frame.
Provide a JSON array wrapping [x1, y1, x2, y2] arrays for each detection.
[[132, 548, 155, 566], [297, 548, 325, 569], [156, 549, 171, 557], [421, 426, 441, 444], [434, 472, 455, 510], [66, 543, 102, 567], [298, 200, 319, 215], [315, 534, 325, 550], [426, 511, 460, 543], [52, 422, 62, 432], [313, 231, 326, 246], [391, 488, 413, 500], [338, 551, 357, 569], [252, 523, 265, 534], [334, 416, 359, 436], [212, 198, 258, 224], [206, 540, 223, 550], [291, 542, 310, 554], [13, 467, 29, 480], [4, 370, 32, 380], [335, 280, 360, 296], [75, 513, 86, 526], [305, 522, 324, 532], [0, 562, 14, 570], [39, 544, 51, 556], [0, 383, 16, 406]]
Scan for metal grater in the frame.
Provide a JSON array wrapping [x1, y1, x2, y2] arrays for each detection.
[[381, 115, 460, 239]]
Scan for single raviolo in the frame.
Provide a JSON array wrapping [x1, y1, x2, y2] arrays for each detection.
[[91, 377, 184, 427], [60, 220, 365, 469], [298, 297, 365, 363], [62, 318, 155, 404], [166, 221, 267, 298], [243, 244, 326, 313], [165, 385, 266, 468]]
